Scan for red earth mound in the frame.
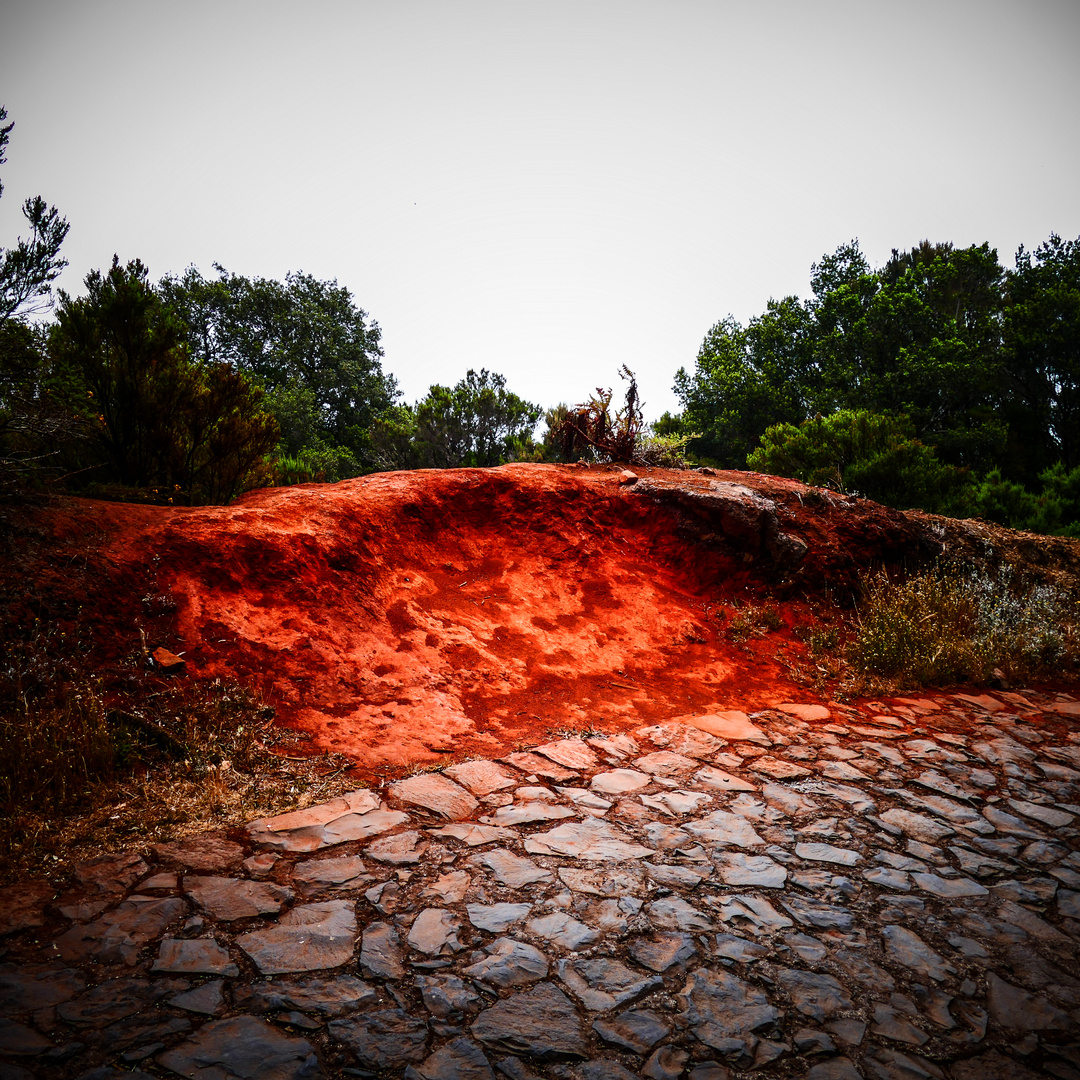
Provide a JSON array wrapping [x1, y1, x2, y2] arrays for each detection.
[[5, 464, 1079, 780]]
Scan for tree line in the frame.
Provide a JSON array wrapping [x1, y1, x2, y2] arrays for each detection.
[[667, 236, 1080, 535], [1, 102, 1078, 535]]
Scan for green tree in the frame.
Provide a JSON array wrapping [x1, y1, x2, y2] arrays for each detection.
[[0, 106, 69, 324], [1003, 234, 1080, 473], [674, 296, 814, 467], [413, 369, 541, 468], [50, 259, 277, 502], [747, 409, 971, 513], [159, 266, 398, 477]]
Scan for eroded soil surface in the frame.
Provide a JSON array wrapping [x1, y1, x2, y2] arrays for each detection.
[[4, 463, 1080, 779]]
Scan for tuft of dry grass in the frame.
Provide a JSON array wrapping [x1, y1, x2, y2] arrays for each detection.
[[0, 623, 363, 884], [848, 564, 1080, 692]]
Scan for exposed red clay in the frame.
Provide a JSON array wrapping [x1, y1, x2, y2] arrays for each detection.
[[5, 463, 1079, 781]]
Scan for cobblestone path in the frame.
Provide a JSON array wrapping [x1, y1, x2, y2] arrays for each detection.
[[3, 690, 1080, 1079]]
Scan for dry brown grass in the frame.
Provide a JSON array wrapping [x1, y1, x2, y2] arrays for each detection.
[[0, 625, 363, 884]]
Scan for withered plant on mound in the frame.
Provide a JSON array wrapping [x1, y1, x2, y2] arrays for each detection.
[[560, 365, 645, 464]]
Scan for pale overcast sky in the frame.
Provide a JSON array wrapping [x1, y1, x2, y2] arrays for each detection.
[[2, 0, 1078, 421]]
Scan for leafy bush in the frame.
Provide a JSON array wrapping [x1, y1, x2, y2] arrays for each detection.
[[747, 409, 972, 513], [851, 565, 1079, 687], [634, 430, 699, 469]]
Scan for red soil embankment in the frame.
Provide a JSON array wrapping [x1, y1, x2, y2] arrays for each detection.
[[5, 463, 1078, 777]]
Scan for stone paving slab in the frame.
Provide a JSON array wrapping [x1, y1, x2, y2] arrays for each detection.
[[4, 691, 1080, 1078]]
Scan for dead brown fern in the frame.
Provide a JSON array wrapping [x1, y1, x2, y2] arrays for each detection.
[[560, 366, 645, 463]]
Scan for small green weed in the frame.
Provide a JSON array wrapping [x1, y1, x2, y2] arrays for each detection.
[[728, 602, 785, 642]]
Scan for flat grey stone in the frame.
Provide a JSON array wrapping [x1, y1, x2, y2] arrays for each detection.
[[169, 979, 226, 1016], [632, 750, 700, 776], [762, 783, 821, 815], [238, 974, 378, 1018], [416, 973, 482, 1023], [471, 982, 587, 1060], [0, 1017, 52, 1055], [558, 957, 662, 1012], [683, 810, 766, 847], [871, 1003, 929, 1046], [524, 818, 653, 861], [502, 751, 578, 782], [430, 823, 518, 847], [983, 805, 1045, 838], [237, 900, 357, 974], [534, 738, 601, 771], [444, 759, 519, 795], [246, 790, 390, 851], [775, 968, 854, 1021], [713, 933, 769, 963], [57, 977, 174, 1026], [863, 1045, 947, 1079], [408, 908, 463, 955], [795, 843, 861, 866], [986, 972, 1075, 1031], [680, 967, 780, 1047], [577, 896, 642, 933], [53, 896, 187, 966], [645, 862, 709, 888], [588, 732, 640, 760], [463, 938, 549, 987], [366, 829, 428, 864], [715, 894, 793, 933], [628, 931, 698, 972], [647, 897, 713, 931], [694, 766, 757, 793], [474, 848, 553, 887], [686, 710, 771, 742], [820, 760, 871, 781], [752, 756, 812, 780], [417, 870, 472, 907], [390, 773, 479, 819], [152, 938, 239, 976], [881, 925, 954, 982], [640, 790, 713, 816], [590, 769, 650, 794], [157, 1015, 323, 1079], [592, 1008, 670, 1053], [527, 912, 599, 949], [404, 1037, 495, 1080], [877, 809, 955, 844], [482, 801, 577, 826], [558, 866, 645, 898], [467, 903, 531, 932], [0, 964, 84, 1013], [293, 855, 368, 888], [555, 786, 612, 813], [361, 921, 405, 979], [0, 880, 54, 935], [328, 1008, 429, 1069], [807, 1059, 863, 1080], [72, 852, 148, 898], [911, 873, 988, 898], [1059, 889, 1080, 918], [185, 876, 294, 920], [152, 835, 245, 872], [864, 867, 911, 891], [781, 897, 853, 930]]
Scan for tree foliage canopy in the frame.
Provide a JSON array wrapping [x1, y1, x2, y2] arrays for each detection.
[[159, 265, 398, 477], [50, 259, 278, 502], [0, 106, 70, 324]]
